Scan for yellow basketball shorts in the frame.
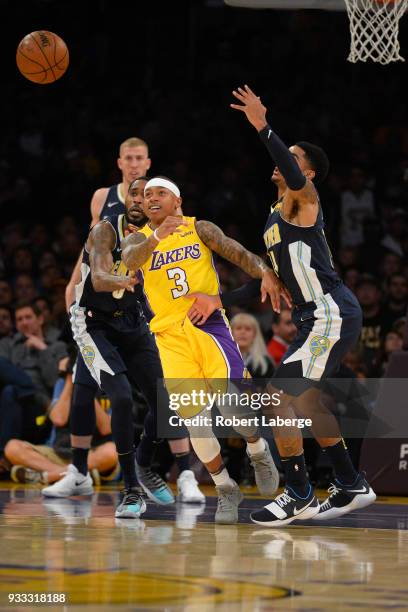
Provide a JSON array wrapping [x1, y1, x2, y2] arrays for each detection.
[[154, 310, 246, 417]]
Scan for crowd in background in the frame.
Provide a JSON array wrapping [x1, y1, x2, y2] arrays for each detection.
[[0, 0, 407, 486]]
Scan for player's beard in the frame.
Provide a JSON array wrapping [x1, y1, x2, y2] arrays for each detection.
[[126, 208, 148, 228]]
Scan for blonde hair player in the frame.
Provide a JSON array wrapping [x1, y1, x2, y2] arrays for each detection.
[[65, 137, 151, 309]]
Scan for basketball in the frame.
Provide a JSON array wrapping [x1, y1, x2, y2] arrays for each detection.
[[16, 31, 69, 84]]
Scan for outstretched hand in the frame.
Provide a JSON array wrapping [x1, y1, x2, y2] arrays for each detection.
[[231, 84, 268, 132], [261, 269, 292, 313]]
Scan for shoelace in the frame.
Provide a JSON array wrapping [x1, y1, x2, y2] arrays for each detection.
[[320, 483, 341, 511], [123, 490, 143, 506], [217, 490, 235, 511], [275, 490, 296, 508], [327, 483, 341, 498], [141, 468, 167, 490]]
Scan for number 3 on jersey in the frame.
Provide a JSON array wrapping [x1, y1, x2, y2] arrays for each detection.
[[167, 267, 189, 298]]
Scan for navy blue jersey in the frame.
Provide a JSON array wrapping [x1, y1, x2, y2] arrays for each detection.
[[75, 213, 144, 313], [264, 197, 341, 306], [100, 184, 126, 220]]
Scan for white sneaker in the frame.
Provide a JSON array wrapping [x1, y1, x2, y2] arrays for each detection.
[[41, 464, 93, 498], [177, 470, 206, 503]]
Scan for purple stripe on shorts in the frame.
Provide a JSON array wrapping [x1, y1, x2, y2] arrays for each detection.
[[200, 310, 245, 378]]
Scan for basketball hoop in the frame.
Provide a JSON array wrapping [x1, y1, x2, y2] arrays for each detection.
[[344, 0, 408, 64]]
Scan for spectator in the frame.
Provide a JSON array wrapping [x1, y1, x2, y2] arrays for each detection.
[[29, 224, 50, 254], [372, 331, 404, 377], [267, 308, 297, 367], [33, 297, 60, 342], [0, 301, 67, 455], [337, 246, 359, 273], [382, 274, 408, 333], [342, 348, 368, 379], [355, 274, 384, 373], [0, 307, 13, 340], [343, 267, 361, 293], [5, 367, 118, 485], [340, 166, 375, 249], [11, 246, 34, 277], [39, 266, 63, 293], [380, 252, 403, 280], [231, 313, 275, 378], [38, 251, 58, 272], [392, 316, 407, 340], [0, 280, 13, 307], [381, 208, 408, 258], [14, 273, 38, 303], [1, 224, 24, 259]]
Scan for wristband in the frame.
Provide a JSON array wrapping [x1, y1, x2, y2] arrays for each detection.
[[153, 229, 161, 242]]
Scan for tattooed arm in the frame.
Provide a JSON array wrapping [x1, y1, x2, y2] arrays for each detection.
[[121, 232, 159, 271], [89, 222, 137, 293], [121, 215, 188, 270], [196, 220, 267, 278], [195, 220, 292, 313]]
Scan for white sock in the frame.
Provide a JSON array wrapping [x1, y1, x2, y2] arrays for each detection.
[[210, 467, 234, 488], [247, 438, 266, 455]]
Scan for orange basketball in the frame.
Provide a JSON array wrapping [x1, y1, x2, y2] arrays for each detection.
[[16, 31, 69, 84]]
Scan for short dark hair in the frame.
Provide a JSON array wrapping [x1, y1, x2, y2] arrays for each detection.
[[128, 176, 149, 192], [296, 141, 330, 184], [14, 301, 42, 317]]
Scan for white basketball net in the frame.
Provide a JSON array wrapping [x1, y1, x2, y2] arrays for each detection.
[[344, 0, 408, 64]]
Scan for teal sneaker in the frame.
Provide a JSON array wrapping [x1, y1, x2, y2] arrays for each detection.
[[115, 487, 147, 519], [135, 461, 175, 505]]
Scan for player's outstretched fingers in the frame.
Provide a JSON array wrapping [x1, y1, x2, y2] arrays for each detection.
[[244, 84, 256, 96], [232, 89, 246, 102], [281, 287, 293, 309]]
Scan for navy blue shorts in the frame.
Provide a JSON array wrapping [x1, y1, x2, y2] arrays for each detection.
[[70, 307, 163, 388], [273, 284, 362, 396]]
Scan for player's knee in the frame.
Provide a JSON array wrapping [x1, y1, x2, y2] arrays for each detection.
[[4, 439, 26, 462], [189, 435, 220, 464], [101, 441, 118, 467]]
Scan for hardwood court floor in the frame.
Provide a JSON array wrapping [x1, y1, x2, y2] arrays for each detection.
[[0, 483, 407, 611]]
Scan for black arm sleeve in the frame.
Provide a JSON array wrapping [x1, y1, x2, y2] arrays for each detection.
[[259, 125, 306, 191], [220, 279, 261, 307]]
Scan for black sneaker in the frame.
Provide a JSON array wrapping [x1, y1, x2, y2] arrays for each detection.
[[313, 473, 376, 520], [250, 486, 320, 527]]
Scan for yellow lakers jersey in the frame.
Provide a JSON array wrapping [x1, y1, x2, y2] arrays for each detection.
[[138, 216, 220, 332]]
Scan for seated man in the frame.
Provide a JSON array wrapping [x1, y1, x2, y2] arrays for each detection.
[[5, 361, 118, 487], [0, 301, 68, 455]]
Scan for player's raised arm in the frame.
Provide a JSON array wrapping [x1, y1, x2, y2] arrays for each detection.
[[231, 85, 317, 203], [195, 220, 292, 312], [89, 222, 137, 293]]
